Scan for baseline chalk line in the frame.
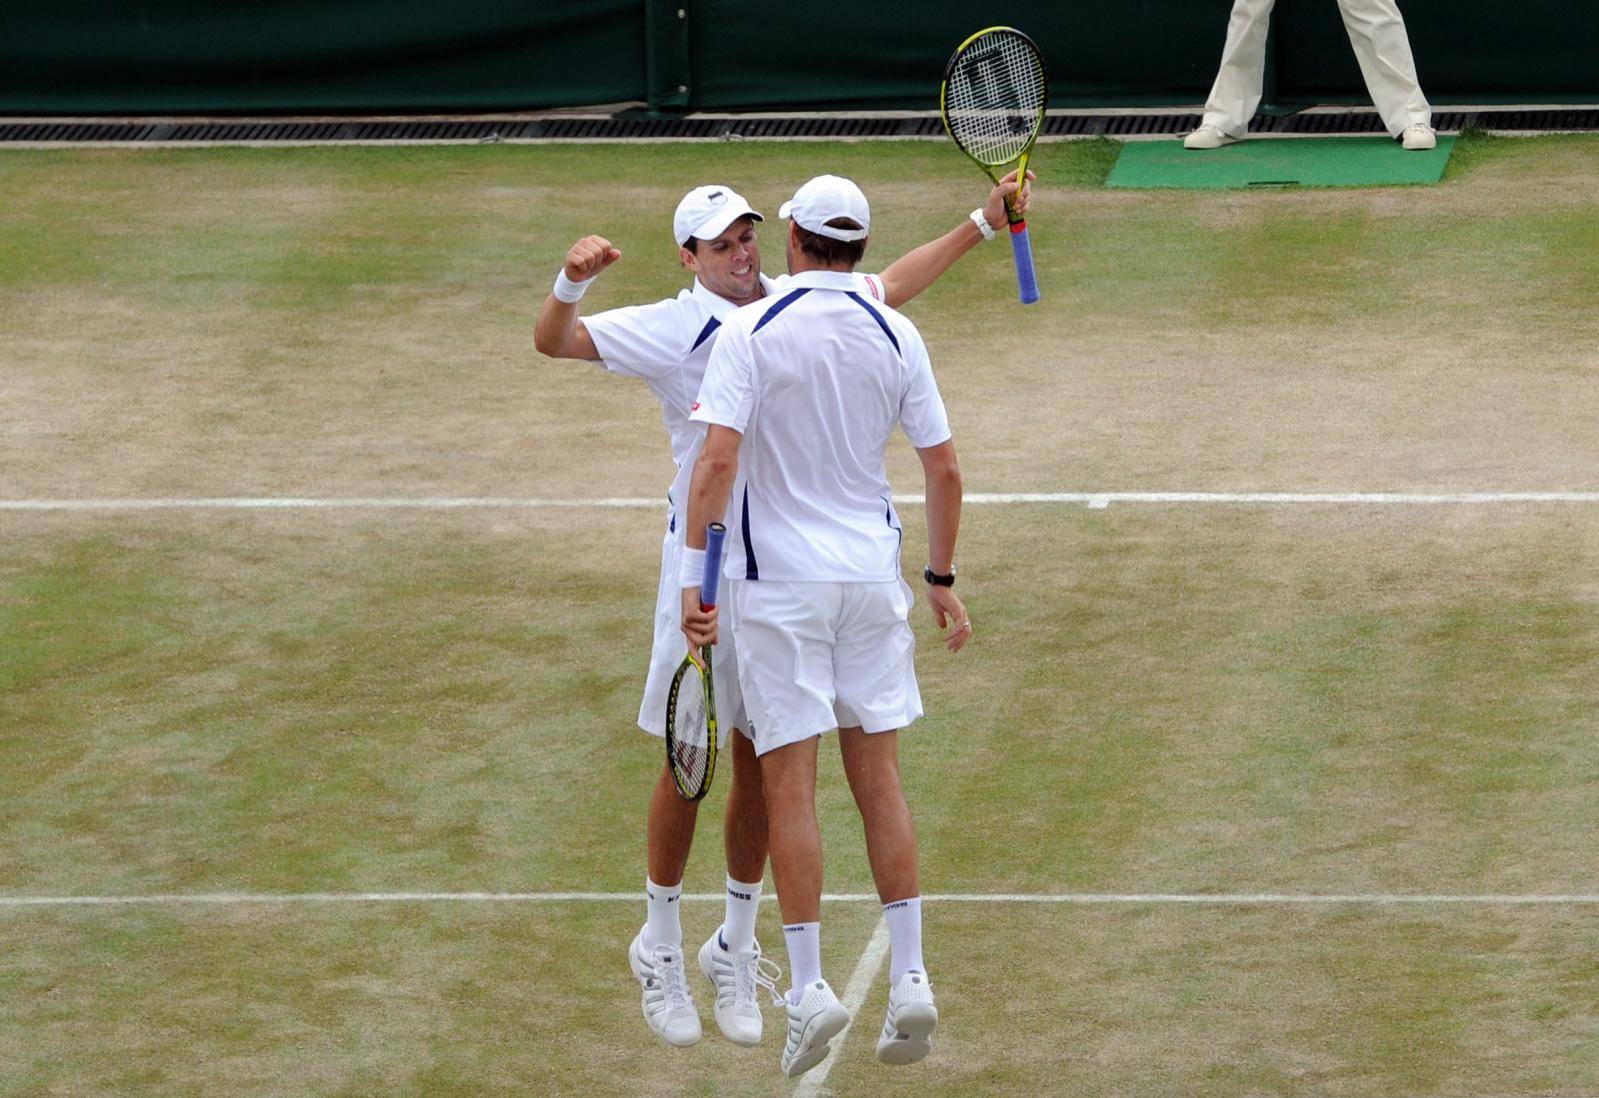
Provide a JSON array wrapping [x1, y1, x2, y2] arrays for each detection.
[[5, 492, 1599, 512], [4, 891, 1597, 908]]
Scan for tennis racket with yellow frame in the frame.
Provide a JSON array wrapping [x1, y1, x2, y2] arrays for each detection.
[[664, 522, 726, 801], [940, 26, 1049, 305]]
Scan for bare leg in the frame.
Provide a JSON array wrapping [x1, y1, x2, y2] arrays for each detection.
[[647, 761, 699, 886], [837, 726, 918, 903], [724, 729, 769, 883], [759, 736, 822, 924]]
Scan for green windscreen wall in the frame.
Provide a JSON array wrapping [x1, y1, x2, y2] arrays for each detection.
[[1, 1, 1593, 115], [0, 0, 647, 113]]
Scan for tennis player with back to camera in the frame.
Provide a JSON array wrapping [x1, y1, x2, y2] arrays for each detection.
[[533, 171, 1030, 1050], [680, 174, 969, 1076]]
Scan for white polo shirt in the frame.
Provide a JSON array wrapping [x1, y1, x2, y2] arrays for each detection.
[[583, 271, 885, 533], [689, 269, 951, 583]]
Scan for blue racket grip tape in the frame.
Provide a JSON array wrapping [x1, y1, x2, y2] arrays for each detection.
[[1010, 222, 1040, 305], [701, 523, 727, 609]]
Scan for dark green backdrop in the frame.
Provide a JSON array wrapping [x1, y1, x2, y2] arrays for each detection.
[[2, 1, 1593, 114]]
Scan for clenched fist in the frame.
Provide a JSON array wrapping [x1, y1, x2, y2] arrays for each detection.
[[564, 235, 622, 282]]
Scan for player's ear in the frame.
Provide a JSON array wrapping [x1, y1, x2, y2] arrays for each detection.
[[679, 245, 698, 271]]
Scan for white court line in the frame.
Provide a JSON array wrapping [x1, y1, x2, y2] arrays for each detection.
[[795, 917, 892, 1098], [4, 891, 1598, 908], [5, 492, 1599, 512], [0, 497, 662, 512]]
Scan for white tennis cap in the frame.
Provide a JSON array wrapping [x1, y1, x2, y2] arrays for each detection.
[[778, 175, 870, 241], [673, 185, 763, 246]]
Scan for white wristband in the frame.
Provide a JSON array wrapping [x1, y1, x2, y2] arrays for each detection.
[[678, 546, 707, 589], [552, 269, 591, 304], [970, 208, 996, 242]]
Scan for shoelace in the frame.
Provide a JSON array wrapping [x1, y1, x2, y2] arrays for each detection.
[[733, 951, 786, 1009], [650, 944, 692, 1012]]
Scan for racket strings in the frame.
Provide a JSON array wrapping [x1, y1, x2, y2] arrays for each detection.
[[944, 32, 1046, 165], [670, 672, 711, 790]]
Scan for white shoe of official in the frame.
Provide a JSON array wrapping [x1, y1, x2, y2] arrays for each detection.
[[1183, 124, 1239, 150], [875, 970, 938, 1065], [698, 930, 783, 1046], [628, 931, 702, 1047], [1401, 123, 1438, 150], [780, 979, 851, 1078]]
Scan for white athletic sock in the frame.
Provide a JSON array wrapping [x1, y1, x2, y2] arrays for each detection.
[[642, 877, 683, 951], [783, 921, 822, 1002], [722, 875, 763, 953], [883, 896, 925, 984]]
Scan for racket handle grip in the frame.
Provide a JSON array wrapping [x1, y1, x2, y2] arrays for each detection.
[[1010, 222, 1040, 305], [701, 522, 727, 609]]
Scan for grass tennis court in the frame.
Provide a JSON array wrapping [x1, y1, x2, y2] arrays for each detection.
[[3, 135, 1599, 1095]]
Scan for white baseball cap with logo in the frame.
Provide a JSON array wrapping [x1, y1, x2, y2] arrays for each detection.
[[673, 185, 764, 247], [778, 175, 870, 241]]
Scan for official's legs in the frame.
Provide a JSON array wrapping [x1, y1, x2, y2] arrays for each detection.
[[1199, 0, 1278, 138], [1336, 0, 1431, 138]]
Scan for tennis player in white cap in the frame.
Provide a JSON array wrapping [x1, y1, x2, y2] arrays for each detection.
[[680, 173, 966, 1076], [534, 171, 1021, 1052]]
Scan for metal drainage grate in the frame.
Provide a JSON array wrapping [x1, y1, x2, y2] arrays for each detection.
[[1, 107, 1596, 144]]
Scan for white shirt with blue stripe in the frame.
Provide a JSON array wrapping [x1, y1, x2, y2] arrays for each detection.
[[582, 271, 885, 535], [689, 269, 952, 583]]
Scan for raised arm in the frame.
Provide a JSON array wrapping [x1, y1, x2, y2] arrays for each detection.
[[877, 169, 1035, 309], [532, 234, 621, 360], [916, 439, 971, 652]]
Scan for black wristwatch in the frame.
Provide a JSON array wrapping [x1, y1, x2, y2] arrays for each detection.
[[923, 565, 956, 587]]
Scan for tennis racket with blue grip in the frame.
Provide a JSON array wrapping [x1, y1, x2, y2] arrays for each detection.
[[940, 26, 1049, 305], [665, 522, 726, 801]]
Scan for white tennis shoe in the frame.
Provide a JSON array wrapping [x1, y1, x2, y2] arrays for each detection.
[[875, 970, 938, 1065], [780, 979, 851, 1077], [1402, 123, 1438, 150], [628, 931, 702, 1047], [698, 929, 783, 1046], [1183, 124, 1239, 150]]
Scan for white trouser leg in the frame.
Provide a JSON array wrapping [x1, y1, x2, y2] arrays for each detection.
[[1200, 0, 1278, 137], [1336, 0, 1432, 137]]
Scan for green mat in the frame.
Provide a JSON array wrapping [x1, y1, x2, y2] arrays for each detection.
[[1107, 136, 1454, 189]]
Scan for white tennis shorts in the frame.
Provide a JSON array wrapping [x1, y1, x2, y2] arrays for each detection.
[[732, 578, 923, 756], [637, 526, 748, 747]]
